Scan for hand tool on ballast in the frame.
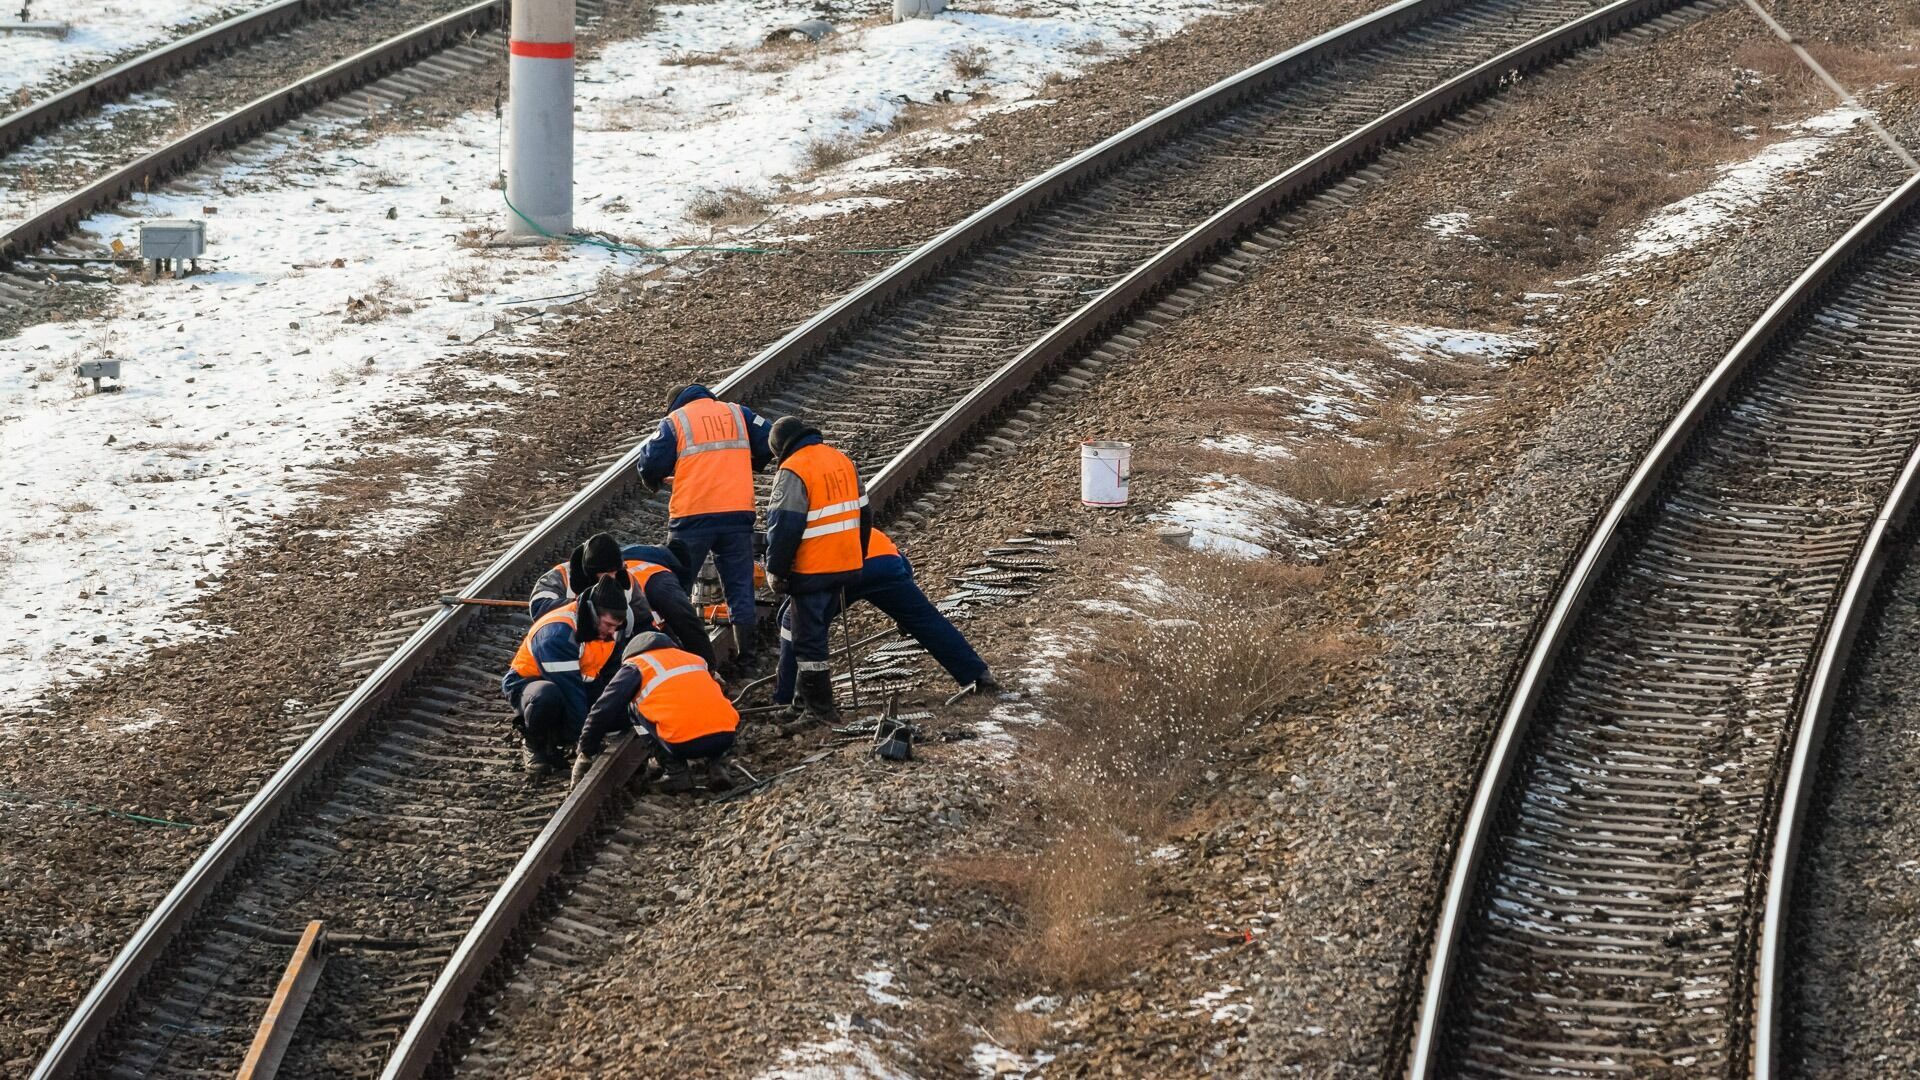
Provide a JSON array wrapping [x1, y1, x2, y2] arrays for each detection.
[[437, 595, 524, 609]]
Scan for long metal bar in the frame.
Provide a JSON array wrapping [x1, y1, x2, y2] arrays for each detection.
[[1409, 164, 1920, 1078], [1752, 178, 1920, 1077], [235, 919, 329, 1080], [0, 0, 505, 265], [0, 0, 339, 158]]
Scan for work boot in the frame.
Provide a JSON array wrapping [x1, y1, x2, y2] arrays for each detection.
[[522, 744, 562, 775], [656, 758, 695, 794], [797, 669, 841, 725], [704, 758, 737, 791], [974, 670, 1003, 695]]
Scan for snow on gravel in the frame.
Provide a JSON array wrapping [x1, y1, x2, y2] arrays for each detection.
[[0, 0, 1245, 709], [2, 0, 242, 103], [1592, 104, 1870, 274]]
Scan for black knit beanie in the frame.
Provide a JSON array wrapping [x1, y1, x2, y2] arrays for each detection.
[[769, 416, 809, 460], [665, 384, 691, 411], [576, 579, 629, 643]]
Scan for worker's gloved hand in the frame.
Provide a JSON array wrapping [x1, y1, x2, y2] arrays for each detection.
[[768, 573, 789, 595], [570, 753, 593, 786]]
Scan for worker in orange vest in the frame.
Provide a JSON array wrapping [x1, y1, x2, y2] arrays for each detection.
[[528, 533, 714, 668], [773, 526, 998, 711], [637, 384, 774, 666], [573, 632, 741, 792], [764, 415, 869, 725], [501, 579, 629, 774]]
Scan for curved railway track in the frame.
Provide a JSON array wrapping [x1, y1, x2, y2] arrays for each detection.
[[31, 0, 1705, 1075], [1410, 169, 1920, 1076]]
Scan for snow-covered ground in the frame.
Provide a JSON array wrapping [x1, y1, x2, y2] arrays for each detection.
[[2, 0, 240, 103], [0, 0, 1243, 706]]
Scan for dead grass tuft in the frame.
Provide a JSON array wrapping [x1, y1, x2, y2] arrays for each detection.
[[950, 45, 991, 81], [801, 131, 865, 171], [660, 49, 729, 66], [686, 185, 768, 226]]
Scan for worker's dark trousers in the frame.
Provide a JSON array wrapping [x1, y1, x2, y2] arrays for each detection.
[[512, 680, 581, 750], [771, 589, 843, 705], [649, 729, 737, 764], [773, 565, 986, 704], [668, 518, 758, 648]]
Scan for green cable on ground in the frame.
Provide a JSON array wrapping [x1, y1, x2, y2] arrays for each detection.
[[1, 789, 198, 829], [501, 190, 917, 257]]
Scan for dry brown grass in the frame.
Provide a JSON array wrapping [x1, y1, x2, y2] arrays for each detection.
[[660, 49, 729, 66], [950, 45, 991, 81], [801, 131, 865, 171], [931, 549, 1354, 1004], [686, 185, 768, 226]]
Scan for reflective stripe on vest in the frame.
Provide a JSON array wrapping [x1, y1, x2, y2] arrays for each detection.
[[509, 603, 615, 681], [782, 442, 865, 575], [626, 647, 739, 744], [667, 399, 755, 519]]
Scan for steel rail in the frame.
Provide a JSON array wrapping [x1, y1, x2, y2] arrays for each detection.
[[1408, 158, 1920, 1077], [0, 0, 504, 266], [27, 3, 1484, 1073], [378, 1, 1694, 1074], [1752, 174, 1920, 1079], [0, 0, 347, 160]]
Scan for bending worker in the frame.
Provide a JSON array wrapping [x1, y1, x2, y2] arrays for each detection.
[[774, 526, 999, 712], [574, 632, 740, 793], [764, 415, 869, 724], [637, 384, 773, 666], [530, 533, 714, 668], [502, 579, 630, 774]]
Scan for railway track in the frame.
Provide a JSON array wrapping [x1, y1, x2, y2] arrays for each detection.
[[1409, 167, 1920, 1074], [0, 0, 603, 321], [31, 0, 1706, 1075]]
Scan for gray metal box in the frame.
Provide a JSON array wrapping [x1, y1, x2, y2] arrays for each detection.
[[73, 359, 120, 380], [139, 220, 205, 260]]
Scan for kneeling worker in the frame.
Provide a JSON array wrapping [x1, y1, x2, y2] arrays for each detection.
[[502, 579, 629, 774], [574, 632, 740, 792], [764, 415, 869, 723], [774, 526, 999, 710], [530, 533, 715, 668]]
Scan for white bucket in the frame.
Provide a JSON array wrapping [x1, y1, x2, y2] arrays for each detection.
[[1081, 440, 1131, 507]]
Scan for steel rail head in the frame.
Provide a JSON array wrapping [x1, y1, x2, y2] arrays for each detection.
[[0, 0, 506, 266], [1752, 173, 1920, 1080], [1407, 156, 1920, 1080], [872, 0, 1692, 522], [378, 733, 651, 1079], [0, 0, 325, 158]]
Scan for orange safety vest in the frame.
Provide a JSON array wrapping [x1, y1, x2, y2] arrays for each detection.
[[555, 558, 669, 596], [782, 442, 866, 575], [509, 604, 616, 681], [668, 398, 755, 518], [867, 527, 900, 560], [626, 647, 739, 744]]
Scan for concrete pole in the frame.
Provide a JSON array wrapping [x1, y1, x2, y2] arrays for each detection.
[[507, 0, 574, 237]]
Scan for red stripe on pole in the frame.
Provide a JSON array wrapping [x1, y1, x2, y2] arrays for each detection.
[[510, 39, 574, 58]]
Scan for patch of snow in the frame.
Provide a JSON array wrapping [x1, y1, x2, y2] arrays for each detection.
[[1150, 844, 1184, 862], [972, 1042, 1055, 1078], [1072, 597, 1140, 616], [1422, 210, 1473, 238], [1201, 433, 1293, 460], [1598, 105, 1869, 271], [109, 708, 172, 734], [1187, 983, 1253, 1024], [755, 1014, 912, 1080], [1155, 473, 1313, 558], [1014, 994, 1060, 1014], [1375, 323, 1532, 366], [858, 967, 906, 1007], [0, 0, 1246, 710], [2, 1, 241, 102]]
